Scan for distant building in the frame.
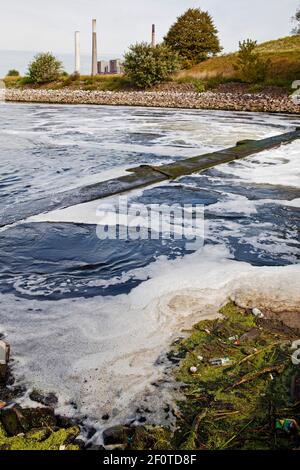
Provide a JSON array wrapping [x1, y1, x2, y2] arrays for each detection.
[[109, 59, 123, 74], [97, 59, 124, 75], [97, 60, 110, 74]]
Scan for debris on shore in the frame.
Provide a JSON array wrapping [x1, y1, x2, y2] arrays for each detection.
[[124, 302, 300, 450], [1, 301, 299, 450]]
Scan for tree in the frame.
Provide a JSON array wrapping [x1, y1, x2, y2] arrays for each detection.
[[164, 8, 222, 67], [292, 6, 300, 34], [27, 53, 63, 84], [7, 70, 20, 77], [234, 40, 269, 84], [124, 42, 179, 89]]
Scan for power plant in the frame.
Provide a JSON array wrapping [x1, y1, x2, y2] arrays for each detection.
[[74, 21, 156, 75], [97, 59, 123, 75]]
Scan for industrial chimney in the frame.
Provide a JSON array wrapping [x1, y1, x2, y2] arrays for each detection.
[[75, 31, 80, 75], [151, 24, 156, 47], [91, 19, 98, 76]]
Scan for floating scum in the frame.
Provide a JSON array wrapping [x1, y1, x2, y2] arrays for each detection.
[[0, 105, 299, 444], [1, 128, 300, 228]]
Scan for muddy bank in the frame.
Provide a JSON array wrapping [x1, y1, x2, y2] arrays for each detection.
[[5, 89, 300, 114]]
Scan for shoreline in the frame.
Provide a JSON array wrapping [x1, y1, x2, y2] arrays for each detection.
[[1, 300, 300, 450], [4, 89, 300, 114]]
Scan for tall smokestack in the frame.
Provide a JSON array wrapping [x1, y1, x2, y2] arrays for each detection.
[[75, 31, 80, 74], [151, 24, 156, 47], [91, 19, 98, 76]]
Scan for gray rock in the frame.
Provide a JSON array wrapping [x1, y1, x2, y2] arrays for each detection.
[[29, 389, 58, 407], [0, 404, 29, 435], [0, 404, 58, 436], [0, 341, 10, 383], [102, 425, 133, 446], [0, 340, 10, 364]]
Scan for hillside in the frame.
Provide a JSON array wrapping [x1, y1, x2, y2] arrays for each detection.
[[177, 36, 300, 88], [3, 36, 300, 94]]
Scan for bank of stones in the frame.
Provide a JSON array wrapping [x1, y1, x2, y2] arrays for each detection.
[[5, 89, 300, 114]]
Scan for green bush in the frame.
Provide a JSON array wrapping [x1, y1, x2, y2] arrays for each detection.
[[124, 42, 179, 89], [7, 69, 20, 77], [27, 53, 63, 84], [234, 40, 270, 84]]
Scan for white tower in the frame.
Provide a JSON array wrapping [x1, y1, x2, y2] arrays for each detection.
[[75, 31, 80, 74], [91, 19, 98, 76]]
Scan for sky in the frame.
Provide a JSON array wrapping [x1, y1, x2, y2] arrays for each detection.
[[0, 0, 299, 56]]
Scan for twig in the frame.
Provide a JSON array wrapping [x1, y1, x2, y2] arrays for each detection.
[[236, 341, 282, 366], [219, 419, 254, 449], [226, 363, 285, 391]]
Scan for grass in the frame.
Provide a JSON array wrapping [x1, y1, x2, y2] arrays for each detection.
[[0, 423, 80, 450], [3, 36, 300, 93], [175, 36, 300, 91], [3, 74, 132, 92], [128, 302, 300, 450]]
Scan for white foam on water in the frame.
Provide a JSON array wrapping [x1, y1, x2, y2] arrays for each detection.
[[208, 194, 257, 216], [1, 104, 297, 207], [1, 245, 299, 438], [1, 106, 300, 440], [255, 198, 300, 208], [29, 139, 300, 227], [216, 140, 300, 188]]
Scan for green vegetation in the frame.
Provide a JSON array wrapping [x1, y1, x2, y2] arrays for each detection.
[[128, 302, 300, 450], [164, 8, 222, 68], [234, 39, 270, 84], [6, 69, 19, 77], [27, 52, 63, 84], [3, 28, 299, 94], [177, 35, 300, 91], [3, 73, 132, 91], [0, 423, 80, 450], [124, 42, 179, 89]]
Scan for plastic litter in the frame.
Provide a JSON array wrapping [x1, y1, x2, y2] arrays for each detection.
[[229, 335, 239, 342], [275, 419, 300, 434], [252, 308, 264, 319], [209, 357, 232, 366]]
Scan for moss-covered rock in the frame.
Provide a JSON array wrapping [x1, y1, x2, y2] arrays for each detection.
[[0, 421, 80, 450], [0, 405, 57, 436], [103, 425, 134, 446]]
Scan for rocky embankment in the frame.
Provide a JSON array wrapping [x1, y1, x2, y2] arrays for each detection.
[[5, 89, 300, 114]]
